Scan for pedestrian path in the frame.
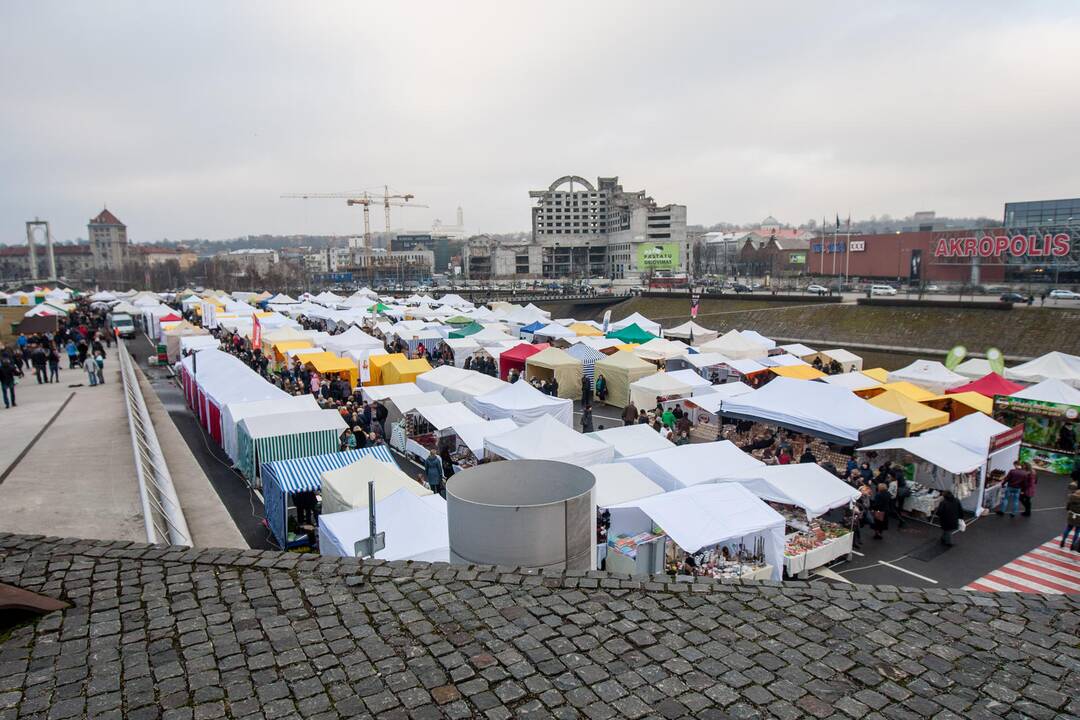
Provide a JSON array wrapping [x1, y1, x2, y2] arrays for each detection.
[[965, 538, 1080, 594]]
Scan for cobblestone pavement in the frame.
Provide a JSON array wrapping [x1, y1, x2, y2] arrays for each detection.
[[1, 534, 1078, 720]]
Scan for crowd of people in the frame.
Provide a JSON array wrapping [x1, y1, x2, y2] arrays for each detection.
[[0, 305, 114, 408]]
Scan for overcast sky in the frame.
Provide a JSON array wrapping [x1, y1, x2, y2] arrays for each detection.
[[2, 2, 1078, 243]]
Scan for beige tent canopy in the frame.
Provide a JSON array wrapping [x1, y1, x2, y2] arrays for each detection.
[[524, 347, 585, 400], [163, 321, 210, 362], [320, 456, 431, 515], [594, 350, 657, 408]]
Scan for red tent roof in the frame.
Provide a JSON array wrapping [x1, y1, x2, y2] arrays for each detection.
[[500, 342, 548, 362], [160, 313, 182, 322], [946, 372, 1024, 398]]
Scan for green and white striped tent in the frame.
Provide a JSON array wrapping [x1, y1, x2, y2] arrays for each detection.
[[236, 409, 348, 486]]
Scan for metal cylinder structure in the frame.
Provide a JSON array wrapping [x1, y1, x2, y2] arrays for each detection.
[[446, 460, 596, 571]]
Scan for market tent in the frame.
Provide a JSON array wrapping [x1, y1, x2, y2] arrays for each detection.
[[236, 409, 348, 483], [449, 322, 484, 338], [588, 463, 664, 508], [699, 329, 769, 360], [565, 342, 605, 380], [320, 455, 431, 515], [888, 360, 968, 394], [221, 394, 320, 463], [524, 347, 584, 399], [413, 402, 483, 431], [518, 320, 546, 338], [179, 335, 219, 356], [441, 373, 509, 405], [469, 327, 519, 346], [859, 436, 985, 475], [484, 415, 615, 466], [664, 368, 713, 391], [164, 322, 209, 362], [261, 445, 395, 547], [818, 348, 863, 372], [1006, 351, 1080, 388], [662, 321, 718, 345], [720, 377, 907, 445], [532, 322, 577, 341], [344, 347, 388, 384], [380, 356, 429, 386], [726, 464, 860, 518], [272, 339, 314, 363], [857, 381, 936, 401], [574, 336, 623, 353], [629, 372, 694, 410], [923, 391, 992, 420], [866, 389, 949, 435], [568, 322, 603, 337], [760, 354, 809, 368], [954, 357, 994, 380], [769, 365, 827, 381], [453, 418, 518, 456], [610, 483, 784, 580], [498, 342, 545, 380], [861, 367, 889, 383], [587, 424, 675, 458], [303, 352, 359, 387], [414, 364, 474, 395], [180, 349, 288, 441], [466, 379, 574, 426], [606, 323, 658, 344], [323, 327, 382, 354], [319, 490, 448, 561], [367, 353, 407, 385], [822, 372, 882, 391], [610, 312, 662, 335], [360, 382, 423, 403], [441, 338, 481, 367], [634, 338, 690, 363], [682, 383, 755, 417], [623, 441, 765, 492], [922, 411, 1012, 455], [739, 330, 776, 350], [778, 343, 817, 359], [1010, 378, 1080, 404], [593, 351, 657, 408]]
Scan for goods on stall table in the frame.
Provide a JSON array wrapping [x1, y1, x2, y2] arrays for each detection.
[[609, 532, 664, 559], [667, 538, 769, 580]]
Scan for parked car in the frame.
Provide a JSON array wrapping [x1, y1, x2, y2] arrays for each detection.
[[869, 284, 897, 296], [805, 284, 828, 295], [1049, 289, 1079, 299], [732, 283, 753, 293], [999, 292, 1027, 303]]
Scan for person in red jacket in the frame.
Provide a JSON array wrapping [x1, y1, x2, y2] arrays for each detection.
[[1020, 461, 1037, 517]]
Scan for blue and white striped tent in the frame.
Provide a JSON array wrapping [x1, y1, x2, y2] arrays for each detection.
[[566, 342, 605, 379], [262, 445, 396, 548]]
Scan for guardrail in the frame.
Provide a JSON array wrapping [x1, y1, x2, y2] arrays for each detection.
[[117, 340, 192, 547]]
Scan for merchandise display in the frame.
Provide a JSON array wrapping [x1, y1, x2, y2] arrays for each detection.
[[773, 505, 854, 577], [667, 538, 770, 580]]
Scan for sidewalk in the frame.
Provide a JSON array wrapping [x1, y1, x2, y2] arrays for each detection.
[[0, 363, 146, 542]]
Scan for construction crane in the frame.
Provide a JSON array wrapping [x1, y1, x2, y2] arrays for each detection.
[[280, 188, 426, 252]]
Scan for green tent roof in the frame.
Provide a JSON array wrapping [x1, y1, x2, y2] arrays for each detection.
[[446, 315, 474, 325], [605, 323, 658, 344], [449, 322, 484, 338]]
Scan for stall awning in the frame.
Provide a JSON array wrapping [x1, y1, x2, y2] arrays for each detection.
[[587, 424, 675, 458], [726, 464, 860, 518], [262, 445, 395, 494], [453, 418, 518, 455], [484, 415, 614, 466], [770, 365, 826, 380], [414, 402, 483, 431], [624, 441, 764, 492], [859, 436, 985, 475], [589, 463, 664, 508], [867, 390, 950, 435]]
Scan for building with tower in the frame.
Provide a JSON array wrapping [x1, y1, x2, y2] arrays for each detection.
[[88, 208, 129, 270]]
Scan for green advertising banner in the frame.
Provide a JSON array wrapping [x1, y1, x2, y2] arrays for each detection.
[[789, 252, 807, 265], [993, 395, 1079, 474], [636, 243, 680, 271]]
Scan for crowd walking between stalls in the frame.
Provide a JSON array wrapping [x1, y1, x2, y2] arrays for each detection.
[[0, 305, 114, 408]]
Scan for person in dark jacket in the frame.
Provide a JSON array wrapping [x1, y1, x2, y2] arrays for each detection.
[[374, 400, 388, 438], [30, 345, 48, 384], [0, 358, 20, 408], [622, 401, 638, 427], [1019, 461, 1037, 517], [870, 483, 891, 539], [440, 446, 455, 484], [937, 490, 962, 546], [424, 449, 445, 497], [581, 375, 592, 406], [580, 405, 594, 433]]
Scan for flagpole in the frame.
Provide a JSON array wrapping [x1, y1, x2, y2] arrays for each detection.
[[831, 215, 838, 278], [821, 216, 826, 277], [844, 212, 851, 288]]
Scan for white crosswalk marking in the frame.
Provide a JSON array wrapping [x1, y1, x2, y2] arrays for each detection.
[[966, 537, 1080, 594]]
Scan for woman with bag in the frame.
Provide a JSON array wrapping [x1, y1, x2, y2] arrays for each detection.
[[870, 483, 891, 540]]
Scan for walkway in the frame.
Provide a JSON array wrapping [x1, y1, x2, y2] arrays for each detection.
[[966, 538, 1080, 594], [0, 363, 146, 542]]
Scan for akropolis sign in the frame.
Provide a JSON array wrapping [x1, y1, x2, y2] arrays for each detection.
[[933, 232, 1071, 258]]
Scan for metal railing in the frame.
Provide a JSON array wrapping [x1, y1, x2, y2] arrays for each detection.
[[117, 340, 192, 547]]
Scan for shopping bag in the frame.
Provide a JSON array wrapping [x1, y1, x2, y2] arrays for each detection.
[[957, 519, 967, 533]]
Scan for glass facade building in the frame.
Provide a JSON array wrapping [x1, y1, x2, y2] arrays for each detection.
[[1004, 198, 1080, 227]]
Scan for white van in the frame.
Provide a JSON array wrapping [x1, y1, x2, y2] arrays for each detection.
[[869, 284, 897, 296], [109, 312, 137, 338]]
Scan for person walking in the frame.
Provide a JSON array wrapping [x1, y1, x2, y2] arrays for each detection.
[[1019, 461, 1037, 517], [870, 483, 891, 539], [0, 358, 19, 408], [424, 448, 445, 497], [580, 404, 594, 433], [581, 374, 592, 407], [47, 345, 61, 383], [937, 490, 963, 546], [65, 339, 78, 368], [997, 461, 1027, 517], [94, 353, 105, 385], [622, 401, 638, 427], [374, 400, 388, 439], [85, 354, 99, 386], [1062, 482, 1080, 551], [30, 345, 48, 384]]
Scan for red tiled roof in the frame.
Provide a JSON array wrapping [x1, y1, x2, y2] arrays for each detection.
[[90, 208, 124, 226]]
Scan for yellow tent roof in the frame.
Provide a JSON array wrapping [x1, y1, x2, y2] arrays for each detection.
[[862, 367, 889, 383], [367, 353, 408, 386], [615, 343, 640, 352], [867, 390, 949, 435], [303, 352, 359, 385], [568, 322, 603, 337], [770, 365, 826, 380], [878, 381, 936, 402], [924, 391, 993, 416], [383, 357, 433, 385]]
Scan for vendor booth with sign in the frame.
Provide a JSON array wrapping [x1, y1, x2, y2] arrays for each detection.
[[994, 380, 1080, 475]]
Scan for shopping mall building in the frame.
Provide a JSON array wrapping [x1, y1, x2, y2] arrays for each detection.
[[807, 198, 1079, 285]]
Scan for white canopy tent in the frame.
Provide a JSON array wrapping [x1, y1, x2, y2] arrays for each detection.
[[587, 424, 675, 458], [319, 490, 449, 561], [610, 483, 784, 581], [623, 441, 765, 492], [610, 312, 661, 335], [319, 456, 431, 515], [413, 402, 483, 432], [414, 364, 475, 395], [484, 415, 615, 466], [777, 343, 817, 359], [453, 418, 518, 456], [466, 379, 574, 426], [739, 330, 776, 350], [361, 382, 424, 403], [822, 372, 882, 391], [1010, 378, 1080, 405], [441, 338, 481, 367], [588, 463, 664, 508], [442, 373, 509, 405], [819, 349, 863, 372], [1006, 351, 1080, 388], [531, 323, 577, 341], [760, 354, 809, 368], [662, 321, 718, 345], [700, 330, 769, 360], [628, 372, 695, 410], [954, 357, 994, 380], [887, 360, 968, 394], [726, 464, 860, 518], [719, 377, 907, 445], [921, 411, 1021, 513], [859, 436, 985, 476], [221, 394, 320, 463], [634, 338, 691, 363], [663, 369, 714, 391]]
